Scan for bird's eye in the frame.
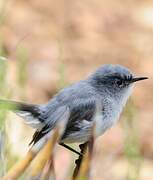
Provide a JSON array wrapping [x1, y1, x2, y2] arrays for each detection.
[[115, 79, 123, 87]]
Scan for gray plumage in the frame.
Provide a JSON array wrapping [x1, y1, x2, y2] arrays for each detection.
[[0, 64, 148, 145]]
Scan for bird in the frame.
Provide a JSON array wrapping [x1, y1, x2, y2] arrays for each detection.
[[0, 64, 148, 155]]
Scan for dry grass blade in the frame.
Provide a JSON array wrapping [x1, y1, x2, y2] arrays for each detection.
[[2, 131, 54, 180], [40, 156, 55, 180], [77, 149, 89, 180], [77, 137, 94, 180], [29, 106, 70, 179], [2, 150, 36, 180], [29, 129, 59, 178]]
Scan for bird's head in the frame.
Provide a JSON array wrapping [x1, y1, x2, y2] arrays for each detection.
[[89, 64, 148, 98]]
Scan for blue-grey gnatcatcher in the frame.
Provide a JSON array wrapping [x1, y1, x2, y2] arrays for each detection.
[[0, 64, 148, 154]]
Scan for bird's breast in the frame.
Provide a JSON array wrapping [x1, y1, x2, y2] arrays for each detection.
[[94, 98, 124, 137]]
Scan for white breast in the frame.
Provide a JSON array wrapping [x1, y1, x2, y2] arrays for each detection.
[[94, 85, 134, 137]]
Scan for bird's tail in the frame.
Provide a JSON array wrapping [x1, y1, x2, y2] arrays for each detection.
[[0, 99, 44, 129]]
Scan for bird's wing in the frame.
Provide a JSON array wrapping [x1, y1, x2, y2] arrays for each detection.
[[30, 97, 97, 145], [61, 98, 97, 142], [29, 104, 70, 145]]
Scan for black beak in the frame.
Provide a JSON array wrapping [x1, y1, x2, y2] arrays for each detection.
[[131, 77, 148, 83]]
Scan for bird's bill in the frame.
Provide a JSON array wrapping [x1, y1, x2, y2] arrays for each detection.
[[131, 77, 148, 83]]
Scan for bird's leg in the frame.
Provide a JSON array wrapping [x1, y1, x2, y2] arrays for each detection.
[[72, 142, 88, 179], [59, 143, 82, 156]]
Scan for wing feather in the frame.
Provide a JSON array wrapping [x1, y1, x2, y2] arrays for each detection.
[[31, 98, 96, 144]]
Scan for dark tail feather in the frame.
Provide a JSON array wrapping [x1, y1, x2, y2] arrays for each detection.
[[0, 99, 44, 129]]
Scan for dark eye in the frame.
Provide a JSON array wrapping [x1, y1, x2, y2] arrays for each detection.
[[115, 79, 123, 87]]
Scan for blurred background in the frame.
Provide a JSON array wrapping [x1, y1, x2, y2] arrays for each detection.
[[0, 0, 153, 179]]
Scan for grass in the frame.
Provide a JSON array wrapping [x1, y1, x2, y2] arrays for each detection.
[[0, 57, 10, 176], [0, 16, 29, 175], [57, 42, 67, 89], [122, 99, 143, 180], [0, 10, 11, 171], [0, 0, 8, 26], [16, 46, 28, 100]]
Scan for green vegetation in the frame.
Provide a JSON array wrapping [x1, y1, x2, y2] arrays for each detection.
[[122, 99, 143, 180], [16, 47, 28, 100]]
